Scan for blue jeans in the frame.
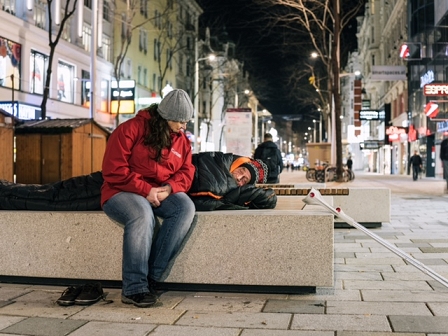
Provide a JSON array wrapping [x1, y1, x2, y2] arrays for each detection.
[[103, 192, 195, 296]]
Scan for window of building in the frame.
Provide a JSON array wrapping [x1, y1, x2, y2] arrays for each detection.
[[57, 60, 75, 103], [166, 49, 170, 69], [82, 23, 92, 52], [62, 13, 71, 42], [143, 68, 147, 87], [121, 13, 127, 41], [84, 0, 92, 9], [143, 30, 147, 54], [1, 0, 15, 15], [158, 75, 161, 92], [103, 1, 110, 22], [126, 59, 132, 79], [167, 22, 172, 38], [34, 0, 47, 29], [137, 65, 142, 84], [80, 70, 90, 107], [157, 40, 161, 62], [0, 36, 20, 91], [29, 50, 47, 95], [371, 54, 375, 66], [140, 0, 148, 18], [139, 29, 147, 54], [153, 39, 157, 60], [152, 73, 156, 91], [102, 35, 111, 62]]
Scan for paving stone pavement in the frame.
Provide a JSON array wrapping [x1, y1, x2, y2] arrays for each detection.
[[0, 171, 447, 335]]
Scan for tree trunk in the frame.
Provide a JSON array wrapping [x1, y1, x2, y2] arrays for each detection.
[[40, 44, 56, 119], [332, 0, 343, 180]]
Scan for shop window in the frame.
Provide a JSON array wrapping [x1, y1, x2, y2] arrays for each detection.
[[81, 69, 90, 107], [0, 36, 21, 91], [57, 61, 75, 103], [29, 49, 47, 94]]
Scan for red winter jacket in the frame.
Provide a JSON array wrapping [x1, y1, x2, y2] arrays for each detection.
[[101, 109, 195, 206]]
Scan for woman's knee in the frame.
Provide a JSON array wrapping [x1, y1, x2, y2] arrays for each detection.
[[176, 192, 196, 216]]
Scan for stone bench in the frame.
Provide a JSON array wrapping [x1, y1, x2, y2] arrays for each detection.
[[270, 187, 390, 228], [0, 210, 334, 293]]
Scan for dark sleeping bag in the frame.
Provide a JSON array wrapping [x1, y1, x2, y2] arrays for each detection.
[[0, 171, 103, 211]]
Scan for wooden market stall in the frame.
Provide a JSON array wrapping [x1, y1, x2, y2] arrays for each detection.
[[0, 109, 17, 181], [15, 118, 110, 184]]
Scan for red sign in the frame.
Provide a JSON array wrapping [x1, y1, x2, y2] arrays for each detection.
[[424, 102, 439, 118], [226, 108, 252, 112], [423, 84, 448, 96]]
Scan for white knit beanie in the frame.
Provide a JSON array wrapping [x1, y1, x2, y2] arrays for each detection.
[[157, 89, 194, 121]]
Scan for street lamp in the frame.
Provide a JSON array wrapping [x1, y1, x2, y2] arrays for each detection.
[[313, 119, 317, 143], [193, 52, 215, 153]]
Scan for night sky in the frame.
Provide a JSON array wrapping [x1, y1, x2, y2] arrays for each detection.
[[196, 0, 364, 130]]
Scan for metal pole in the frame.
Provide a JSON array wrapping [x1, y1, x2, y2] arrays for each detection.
[[254, 104, 258, 149], [331, 95, 336, 165], [193, 60, 199, 152], [11, 74, 15, 117], [303, 188, 448, 289], [319, 112, 323, 142], [193, 39, 199, 153], [89, 0, 98, 120]]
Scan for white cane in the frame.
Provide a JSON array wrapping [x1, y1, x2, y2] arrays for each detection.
[[303, 188, 448, 289]]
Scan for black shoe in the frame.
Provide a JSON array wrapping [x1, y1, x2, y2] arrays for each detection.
[[56, 285, 83, 306], [74, 282, 104, 305], [121, 292, 157, 308]]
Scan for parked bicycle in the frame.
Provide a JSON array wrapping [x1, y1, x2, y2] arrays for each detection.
[[306, 163, 355, 183]]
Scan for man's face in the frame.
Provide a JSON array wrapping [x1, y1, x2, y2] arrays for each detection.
[[231, 166, 251, 186]]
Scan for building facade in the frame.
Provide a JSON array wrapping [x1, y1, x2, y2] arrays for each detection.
[[344, 0, 409, 175]]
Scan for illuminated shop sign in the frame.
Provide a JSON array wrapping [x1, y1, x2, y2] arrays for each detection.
[[423, 83, 448, 96], [359, 110, 385, 120], [360, 140, 384, 150], [386, 126, 407, 142], [110, 80, 135, 114], [437, 120, 448, 132], [0, 101, 41, 120], [420, 70, 435, 88]]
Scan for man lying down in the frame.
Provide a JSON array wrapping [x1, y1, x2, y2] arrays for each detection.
[[0, 151, 277, 211]]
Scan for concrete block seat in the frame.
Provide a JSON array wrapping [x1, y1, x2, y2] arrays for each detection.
[[272, 187, 391, 228], [332, 187, 391, 228], [0, 210, 334, 293]]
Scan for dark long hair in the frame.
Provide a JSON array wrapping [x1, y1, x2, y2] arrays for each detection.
[[143, 104, 172, 162]]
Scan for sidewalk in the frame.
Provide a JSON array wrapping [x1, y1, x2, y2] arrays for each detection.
[[1, 171, 448, 335]]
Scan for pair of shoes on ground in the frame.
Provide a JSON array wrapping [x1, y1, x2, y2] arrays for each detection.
[[56, 282, 105, 306], [121, 279, 159, 308]]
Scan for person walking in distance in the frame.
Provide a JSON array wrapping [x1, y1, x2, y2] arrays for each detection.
[[254, 133, 283, 184], [101, 89, 196, 308], [440, 138, 448, 193], [346, 156, 353, 171], [409, 150, 423, 181]]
